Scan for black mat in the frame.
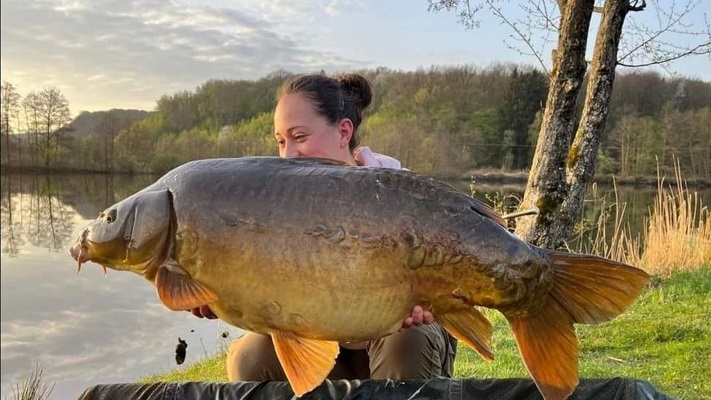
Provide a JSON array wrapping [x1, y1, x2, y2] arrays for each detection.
[[76, 377, 675, 400]]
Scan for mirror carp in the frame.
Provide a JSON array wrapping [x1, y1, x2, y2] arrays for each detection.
[[70, 157, 650, 400]]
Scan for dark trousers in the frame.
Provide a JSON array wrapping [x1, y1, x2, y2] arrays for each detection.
[[227, 323, 457, 381]]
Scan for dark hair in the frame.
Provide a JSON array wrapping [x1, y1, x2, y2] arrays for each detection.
[[277, 73, 373, 151]]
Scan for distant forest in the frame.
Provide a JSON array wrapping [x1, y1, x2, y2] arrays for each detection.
[[2, 64, 710, 179]]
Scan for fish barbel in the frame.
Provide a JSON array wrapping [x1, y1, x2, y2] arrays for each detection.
[[69, 157, 650, 400]]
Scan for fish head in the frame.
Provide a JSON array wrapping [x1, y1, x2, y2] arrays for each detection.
[[70, 189, 173, 276]]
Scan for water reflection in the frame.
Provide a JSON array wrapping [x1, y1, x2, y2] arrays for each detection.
[[2, 175, 75, 256], [463, 180, 703, 253], [0, 173, 242, 400], [1, 176, 24, 257]]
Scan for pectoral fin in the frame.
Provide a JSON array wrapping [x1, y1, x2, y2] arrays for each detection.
[[271, 330, 339, 397], [154, 261, 218, 311]]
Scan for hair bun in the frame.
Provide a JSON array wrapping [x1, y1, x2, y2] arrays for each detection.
[[338, 74, 373, 113]]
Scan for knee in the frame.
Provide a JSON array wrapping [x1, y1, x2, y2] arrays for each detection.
[[368, 324, 447, 380], [226, 333, 283, 381], [377, 324, 440, 353]]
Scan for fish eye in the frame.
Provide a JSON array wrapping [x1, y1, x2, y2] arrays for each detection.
[[105, 209, 117, 223]]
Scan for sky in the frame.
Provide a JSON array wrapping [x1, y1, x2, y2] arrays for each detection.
[[1, 0, 710, 116]]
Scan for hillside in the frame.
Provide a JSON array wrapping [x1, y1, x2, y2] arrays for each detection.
[[69, 109, 154, 138]]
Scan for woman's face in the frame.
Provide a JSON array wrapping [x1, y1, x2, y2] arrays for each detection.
[[274, 93, 354, 163]]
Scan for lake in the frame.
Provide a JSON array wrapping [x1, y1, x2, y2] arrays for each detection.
[[1, 171, 709, 400]]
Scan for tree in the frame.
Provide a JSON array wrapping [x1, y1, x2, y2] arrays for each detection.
[[22, 88, 72, 168], [498, 68, 549, 170], [608, 114, 662, 175], [96, 112, 131, 172], [1, 82, 21, 165], [22, 92, 42, 166], [429, 0, 711, 247], [157, 91, 196, 133]]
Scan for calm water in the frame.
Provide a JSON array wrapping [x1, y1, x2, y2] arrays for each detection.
[[1, 171, 709, 399]]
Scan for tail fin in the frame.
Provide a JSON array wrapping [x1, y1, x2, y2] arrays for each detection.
[[547, 251, 650, 324], [506, 252, 650, 400]]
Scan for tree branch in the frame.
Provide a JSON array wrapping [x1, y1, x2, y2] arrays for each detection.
[[485, 0, 551, 76], [617, 0, 709, 67], [628, 0, 647, 12], [617, 40, 711, 67]]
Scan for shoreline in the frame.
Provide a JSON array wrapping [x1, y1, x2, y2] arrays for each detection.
[[440, 171, 711, 189], [3, 164, 711, 189]]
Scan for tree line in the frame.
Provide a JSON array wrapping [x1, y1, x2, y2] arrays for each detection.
[[2, 65, 710, 179]]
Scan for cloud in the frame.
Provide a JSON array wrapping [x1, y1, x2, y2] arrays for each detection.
[[1, 0, 367, 113]]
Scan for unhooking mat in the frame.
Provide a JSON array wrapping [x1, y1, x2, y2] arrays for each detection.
[[76, 377, 675, 400]]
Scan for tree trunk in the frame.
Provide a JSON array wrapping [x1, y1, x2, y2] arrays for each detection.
[[4, 129, 9, 165], [552, 0, 630, 241], [15, 119, 22, 167], [514, 0, 595, 248]]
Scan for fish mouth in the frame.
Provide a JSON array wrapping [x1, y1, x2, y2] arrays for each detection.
[[69, 241, 89, 271], [69, 229, 107, 276]]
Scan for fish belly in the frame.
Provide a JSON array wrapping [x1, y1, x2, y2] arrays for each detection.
[[182, 229, 422, 341]]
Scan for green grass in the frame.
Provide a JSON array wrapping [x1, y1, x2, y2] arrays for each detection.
[[143, 266, 711, 399], [140, 354, 228, 384]]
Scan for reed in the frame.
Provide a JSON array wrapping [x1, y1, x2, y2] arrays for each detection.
[[6, 363, 54, 400], [631, 162, 710, 276], [585, 159, 711, 276], [574, 180, 632, 262]]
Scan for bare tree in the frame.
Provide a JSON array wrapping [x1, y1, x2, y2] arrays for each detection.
[[429, 0, 711, 247], [23, 88, 72, 168], [1, 81, 21, 165], [22, 92, 42, 166]]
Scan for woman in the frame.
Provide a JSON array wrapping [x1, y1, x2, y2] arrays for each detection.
[[196, 73, 457, 382]]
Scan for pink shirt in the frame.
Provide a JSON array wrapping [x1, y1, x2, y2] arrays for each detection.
[[353, 147, 404, 170]]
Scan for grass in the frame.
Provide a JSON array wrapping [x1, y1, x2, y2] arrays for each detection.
[[628, 165, 711, 276], [141, 266, 711, 400], [581, 160, 711, 277], [139, 352, 229, 384], [5, 363, 54, 400]]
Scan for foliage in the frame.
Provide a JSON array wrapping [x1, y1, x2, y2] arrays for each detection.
[[607, 115, 663, 176], [217, 111, 277, 158], [497, 68, 548, 170], [2, 67, 710, 179]]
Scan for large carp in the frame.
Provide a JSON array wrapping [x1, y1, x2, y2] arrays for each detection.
[[69, 157, 649, 400]]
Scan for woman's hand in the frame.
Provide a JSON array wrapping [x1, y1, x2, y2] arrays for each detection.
[[190, 305, 217, 319], [401, 305, 434, 330], [189, 305, 433, 328]]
